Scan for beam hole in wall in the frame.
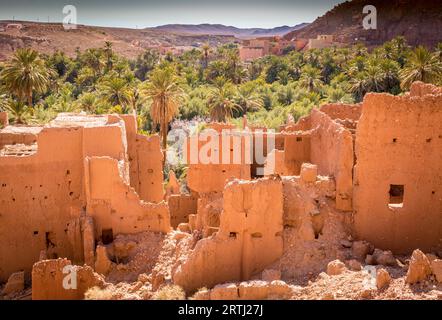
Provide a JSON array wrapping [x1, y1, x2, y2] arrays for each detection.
[[314, 231, 322, 240], [33, 231, 38, 235], [45, 232, 56, 248], [251, 232, 262, 238], [426, 138, 432, 143], [229, 232, 237, 239], [102, 229, 114, 245], [392, 138, 397, 143], [66, 170, 70, 175], [296, 137, 302, 142], [389, 184, 404, 208]]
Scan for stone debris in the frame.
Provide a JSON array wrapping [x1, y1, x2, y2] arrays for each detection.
[[406, 250, 432, 284], [327, 260, 347, 276], [1, 271, 24, 295], [376, 269, 391, 290]]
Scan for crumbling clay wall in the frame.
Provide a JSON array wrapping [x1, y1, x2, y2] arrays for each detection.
[[354, 89, 442, 254], [410, 81, 442, 97], [120, 115, 164, 203], [0, 113, 165, 283], [186, 131, 251, 193], [173, 177, 283, 293], [0, 112, 9, 128], [32, 258, 105, 300], [0, 127, 86, 282], [85, 156, 171, 241], [0, 126, 40, 149], [276, 109, 354, 210], [320, 103, 362, 122], [168, 194, 198, 229], [283, 133, 311, 175], [310, 110, 354, 211]]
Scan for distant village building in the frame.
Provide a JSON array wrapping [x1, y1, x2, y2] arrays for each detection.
[[305, 34, 340, 50], [239, 36, 306, 62]]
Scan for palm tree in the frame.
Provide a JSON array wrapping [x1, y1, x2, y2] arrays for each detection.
[[299, 65, 323, 92], [83, 49, 105, 76], [103, 41, 113, 71], [350, 72, 369, 102], [77, 92, 97, 113], [0, 48, 53, 107], [235, 85, 263, 115], [400, 46, 442, 89], [201, 43, 210, 69], [436, 43, 442, 62], [326, 87, 354, 104], [364, 65, 385, 92], [142, 67, 184, 150], [99, 77, 130, 106], [380, 59, 400, 93], [2, 99, 31, 124], [207, 82, 239, 122]]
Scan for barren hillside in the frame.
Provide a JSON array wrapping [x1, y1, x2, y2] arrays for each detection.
[[0, 21, 236, 61], [284, 0, 442, 47]]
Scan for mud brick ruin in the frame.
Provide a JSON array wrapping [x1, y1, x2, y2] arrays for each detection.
[[0, 81, 441, 300]]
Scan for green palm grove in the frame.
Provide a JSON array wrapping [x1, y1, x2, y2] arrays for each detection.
[[0, 37, 441, 132]]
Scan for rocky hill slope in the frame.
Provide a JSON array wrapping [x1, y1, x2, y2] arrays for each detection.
[[284, 0, 442, 47], [0, 21, 236, 61]]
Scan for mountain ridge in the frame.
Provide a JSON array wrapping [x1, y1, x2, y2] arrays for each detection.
[[149, 23, 309, 39]]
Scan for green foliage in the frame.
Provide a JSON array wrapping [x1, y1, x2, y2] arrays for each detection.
[[0, 37, 441, 128]]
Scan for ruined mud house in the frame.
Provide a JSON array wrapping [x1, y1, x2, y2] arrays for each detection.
[[0, 81, 441, 300]]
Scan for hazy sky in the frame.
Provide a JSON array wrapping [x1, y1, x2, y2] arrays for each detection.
[[0, 0, 345, 29]]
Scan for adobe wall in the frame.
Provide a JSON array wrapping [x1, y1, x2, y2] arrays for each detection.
[[0, 112, 8, 128], [239, 47, 265, 62], [0, 114, 164, 282], [31, 258, 105, 300], [283, 133, 311, 175], [168, 194, 198, 228], [353, 91, 442, 254], [173, 177, 284, 293], [84, 156, 171, 238], [120, 115, 164, 203], [263, 150, 290, 176], [186, 131, 251, 194], [320, 103, 362, 122], [0, 126, 40, 149], [281, 115, 311, 132], [194, 192, 223, 234], [310, 109, 354, 211], [410, 81, 442, 97], [0, 127, 86, 282]]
